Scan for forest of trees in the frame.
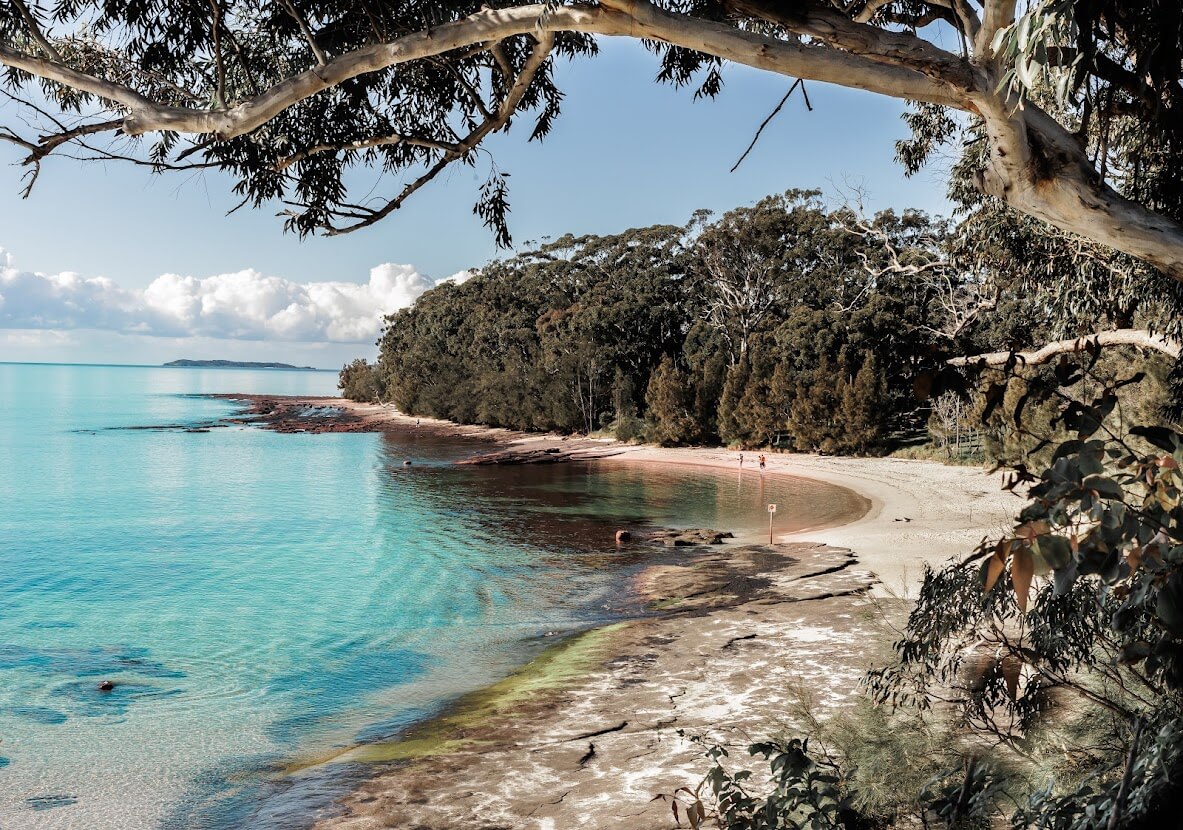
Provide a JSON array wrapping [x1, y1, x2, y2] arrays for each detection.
[[341, 187, 1180, 457]]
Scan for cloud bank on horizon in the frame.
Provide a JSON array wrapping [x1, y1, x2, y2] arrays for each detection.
[[0, 249, 468, 343]]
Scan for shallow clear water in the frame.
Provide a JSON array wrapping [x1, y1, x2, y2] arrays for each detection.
[[0, 363, 864, 829]]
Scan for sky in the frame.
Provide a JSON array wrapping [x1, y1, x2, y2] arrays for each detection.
[[0, 38, 952, 369]]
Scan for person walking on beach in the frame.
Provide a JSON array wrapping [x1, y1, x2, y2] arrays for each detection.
[[739, 453, 744, 469], [758, 454, 766, 472]]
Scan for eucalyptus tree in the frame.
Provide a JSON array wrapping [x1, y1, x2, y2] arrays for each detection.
[[377, 223, 693, 432], [2, 1, 1183, 287]]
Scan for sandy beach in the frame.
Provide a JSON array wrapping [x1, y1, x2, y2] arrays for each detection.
[[220, 397, 1020, 828], [601, 445, 1020, 598]]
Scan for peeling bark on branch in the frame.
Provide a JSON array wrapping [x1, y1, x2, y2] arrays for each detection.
[[948, 330, 1181, 367], [0, 2, 967, 141]]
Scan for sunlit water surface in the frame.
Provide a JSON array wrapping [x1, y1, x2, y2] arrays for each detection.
[[0, 363, 864, 829]]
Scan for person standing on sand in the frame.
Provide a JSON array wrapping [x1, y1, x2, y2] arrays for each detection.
[[758, 454, 766, 472], [739, 453, 744, 468]]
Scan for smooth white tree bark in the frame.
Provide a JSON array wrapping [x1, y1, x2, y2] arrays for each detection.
[[948, 330, 1182, 367]]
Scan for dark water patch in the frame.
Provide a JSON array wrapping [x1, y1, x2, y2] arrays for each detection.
[[160, 752, 365, 830], [22, 620, 78, 630], [265, 648, 428, 745], [0, 756, 11, 769], [2, 705, 68, 724], [27, 794, 78, 811], [99, 422, 220, 433], [50, 680, 183, 718], [350, 703, 437, 745], [0, 643, 186, 679]]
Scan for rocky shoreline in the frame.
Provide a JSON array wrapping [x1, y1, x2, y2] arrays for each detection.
[[311, 539, 880, 830]]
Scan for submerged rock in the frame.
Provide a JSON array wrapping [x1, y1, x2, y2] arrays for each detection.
[[27, 794, 78, 811], [646, 528, 735, 547]]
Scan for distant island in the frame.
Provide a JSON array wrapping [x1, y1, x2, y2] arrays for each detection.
[[164, 359, 321, 371]]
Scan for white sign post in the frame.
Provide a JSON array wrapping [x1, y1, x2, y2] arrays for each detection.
[[767, 503, 777, 545]]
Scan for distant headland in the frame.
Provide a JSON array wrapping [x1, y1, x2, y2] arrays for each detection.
[[163, 359, 321, 371]]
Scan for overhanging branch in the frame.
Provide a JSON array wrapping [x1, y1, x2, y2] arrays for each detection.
[[948, 330, 1181, 368], [0, 2, 970, 142], [320, 32, 555, 235]]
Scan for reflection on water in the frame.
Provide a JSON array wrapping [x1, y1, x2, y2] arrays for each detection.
[[0, 364, 867, 830]]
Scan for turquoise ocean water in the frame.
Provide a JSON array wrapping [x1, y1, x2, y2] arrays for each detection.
[[0, 362, 864, 829]]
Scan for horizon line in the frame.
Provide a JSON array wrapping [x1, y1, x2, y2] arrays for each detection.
[[0, 360, 336, 372]]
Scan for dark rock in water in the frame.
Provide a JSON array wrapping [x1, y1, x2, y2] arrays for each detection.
[[403, 460, 412, 466], [27, 794, 78, 811], [647, 528, 736, 548], [459, 443, 627, 465], [97, 680, 115, 692], [615, 530, 632, 543]]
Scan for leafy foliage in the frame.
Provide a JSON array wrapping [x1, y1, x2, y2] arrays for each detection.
[[355, 190, 968, 451], [338, 357, 383, 402], [867, 356, 1183, 830], [657, 733, 868, 830]]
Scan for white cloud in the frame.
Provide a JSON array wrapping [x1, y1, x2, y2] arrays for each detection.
[[0, 250, 459, 343], [2, 328, 77, 347]]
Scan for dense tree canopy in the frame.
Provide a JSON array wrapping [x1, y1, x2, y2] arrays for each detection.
[[349, 188, 1179, 453], [3, 1, 1183, 284]]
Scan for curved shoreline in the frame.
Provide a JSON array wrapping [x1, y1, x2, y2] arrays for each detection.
[[217, 397, 1019, 828], [203, 399, 1017, 827], [593, 447, 1018, 597]]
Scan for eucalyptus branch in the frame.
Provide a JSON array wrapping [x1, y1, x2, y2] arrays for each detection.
[[207, 0, 227, 108], [278, 0, 328, 66], [432, 55, 495, 120], [11, 0, 63, 62], [730, 79, 810, 173], [274, 133, 461, 171], [321, 32, 555, 236], [949, 330, 1182, 367]]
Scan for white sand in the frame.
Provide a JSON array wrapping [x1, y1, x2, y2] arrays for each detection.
[[603, 447, 1021, 597]]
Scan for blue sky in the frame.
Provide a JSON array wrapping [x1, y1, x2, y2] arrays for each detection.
[[0, 38, 951, 369]]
